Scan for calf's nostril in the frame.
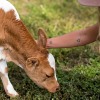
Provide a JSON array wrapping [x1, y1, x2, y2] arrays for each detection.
[[56, 86, 60, 91]]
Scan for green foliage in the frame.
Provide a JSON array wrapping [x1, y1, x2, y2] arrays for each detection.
[[0, 0, 99, 100]]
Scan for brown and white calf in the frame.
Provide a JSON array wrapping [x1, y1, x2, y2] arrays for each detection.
[[0, 0, 59, 97]]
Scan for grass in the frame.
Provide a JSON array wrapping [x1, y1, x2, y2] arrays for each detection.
[[0, 0, 100, 100]]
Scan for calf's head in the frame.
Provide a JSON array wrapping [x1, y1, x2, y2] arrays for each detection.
[[25, 29, 59, 93]]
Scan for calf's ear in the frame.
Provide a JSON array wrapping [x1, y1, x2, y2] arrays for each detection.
[[26, 57, 39, 71], [37, 28, 47, 48]]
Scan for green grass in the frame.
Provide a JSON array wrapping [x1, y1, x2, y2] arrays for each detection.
[[0, 0, 100, 100]]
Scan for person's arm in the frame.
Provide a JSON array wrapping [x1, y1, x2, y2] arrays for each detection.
[[46, 24, 99, 48]]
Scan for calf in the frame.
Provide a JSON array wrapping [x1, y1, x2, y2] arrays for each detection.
[[0, 0, 59, 97]]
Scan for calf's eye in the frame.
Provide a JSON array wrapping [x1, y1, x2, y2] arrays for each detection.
[[46, 74, 51, 78]]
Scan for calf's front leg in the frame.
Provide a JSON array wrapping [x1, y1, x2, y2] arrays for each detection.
[[0, 60, 19, 97]]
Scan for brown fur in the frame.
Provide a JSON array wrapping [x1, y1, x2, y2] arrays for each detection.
[[0, 8, 59, 93]]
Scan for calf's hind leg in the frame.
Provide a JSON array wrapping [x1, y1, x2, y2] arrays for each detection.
[[0, 60, 19, 97]]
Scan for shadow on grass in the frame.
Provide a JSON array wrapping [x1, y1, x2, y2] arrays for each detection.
[[0, 64, 100, 100]]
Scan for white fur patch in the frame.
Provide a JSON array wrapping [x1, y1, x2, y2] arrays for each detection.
[[0, 0, 20, 19], [0, 47, 6, 60], [48, 53, 57, 80], [0, 60, 7, 74], [0, 47, 7, 74]]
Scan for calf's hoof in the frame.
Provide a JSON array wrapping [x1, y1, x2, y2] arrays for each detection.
[[6, 91, 19, 97]]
